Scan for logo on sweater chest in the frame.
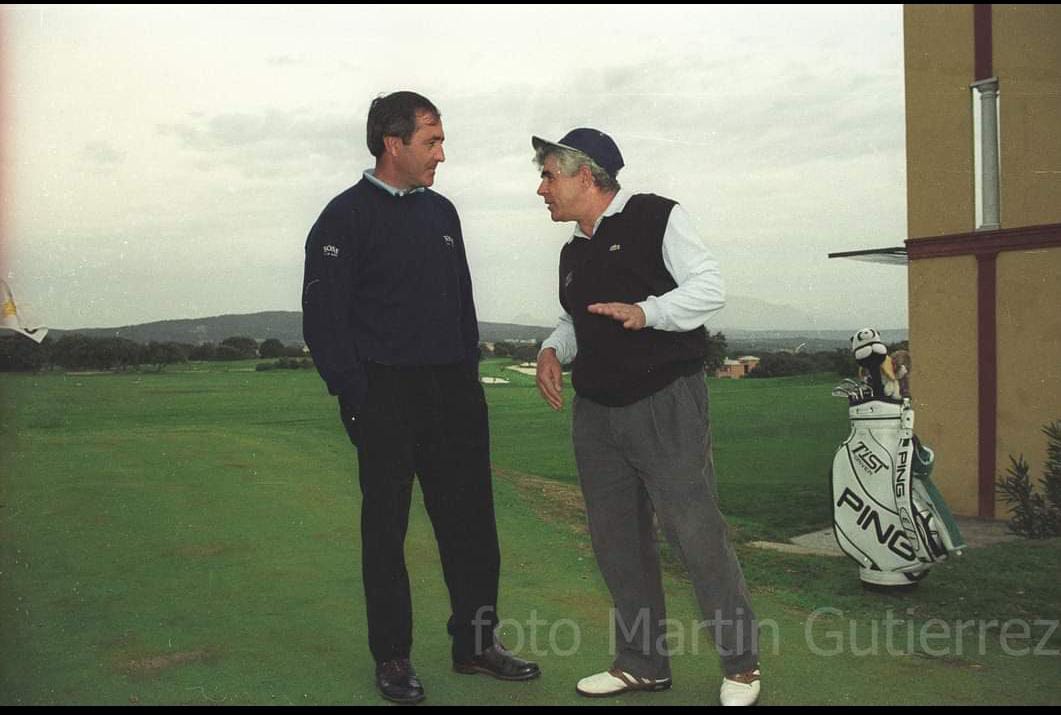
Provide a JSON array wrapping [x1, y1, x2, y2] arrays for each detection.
[[442, 234, 455, 248], [323, 244, 340, 258]]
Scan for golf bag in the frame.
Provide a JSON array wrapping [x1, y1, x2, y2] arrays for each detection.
[[830, 329, 966, 587]]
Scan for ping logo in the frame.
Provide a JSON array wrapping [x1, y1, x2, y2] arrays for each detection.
[[323, 244, 340, 258], [836, 488, 916, 560], [851, 441, 888, 474], [895, 439, 911, 497], [564, 271, 574, 289], [609, 244, 622, 252], [442, 234, 455, 248]]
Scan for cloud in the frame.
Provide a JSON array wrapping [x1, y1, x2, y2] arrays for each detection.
[[265, 55, 299, 67], [80, 141, 126, 166], [157, 111, 359, 178]]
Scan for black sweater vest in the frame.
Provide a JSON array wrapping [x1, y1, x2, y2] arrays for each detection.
[[559, 193, 708, 406]]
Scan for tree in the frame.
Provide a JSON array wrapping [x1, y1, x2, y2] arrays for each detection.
[[0, 334, 50, 372], [49, 334, 141, 371], [219, 336, 258, 359], [704, 331, 727, 373], [259, 338, 286, 359], [99, 337, 141, 372], [143, 341, 189, 372], [828, 348, 859, 378], [511, 342, 542, 363], [215, 344, 244, 361], [189, 342, 217, 361]]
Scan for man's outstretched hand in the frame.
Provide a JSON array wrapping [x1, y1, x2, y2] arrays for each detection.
[[587, 302, 646, 330]]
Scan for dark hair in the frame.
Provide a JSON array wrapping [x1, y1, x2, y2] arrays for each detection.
[[366, 91, 441, 158]]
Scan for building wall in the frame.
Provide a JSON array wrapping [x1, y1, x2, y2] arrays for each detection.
[[908, 255, 981, 516], [996, 247, 1061, 495], [995, 5, 1061, 227], [993, 6, 1061, 512], [904, 5, 975, 238], [905, 4, 1061, 516], [904, 5, 978, 514]]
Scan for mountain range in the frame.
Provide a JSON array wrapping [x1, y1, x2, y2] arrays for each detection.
[[48, 310, 905, 353]]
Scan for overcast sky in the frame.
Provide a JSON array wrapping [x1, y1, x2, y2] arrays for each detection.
[[2, 4, 910, 333]]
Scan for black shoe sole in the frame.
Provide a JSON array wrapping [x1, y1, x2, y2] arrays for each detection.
[[452, 663, 542, 681], [378, 690, 426, 705]]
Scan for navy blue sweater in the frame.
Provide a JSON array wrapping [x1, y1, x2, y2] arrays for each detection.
[[302, 178, 480, 409]]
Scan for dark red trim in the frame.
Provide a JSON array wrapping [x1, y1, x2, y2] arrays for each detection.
[[906, 223, 1061, 260], [975, 4, 993, 81], [976, 253, 997, 518]]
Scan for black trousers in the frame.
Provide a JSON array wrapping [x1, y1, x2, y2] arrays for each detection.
[[352, 362, 500, 663]]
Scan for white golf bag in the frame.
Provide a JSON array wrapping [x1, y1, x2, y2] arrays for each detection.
[[831, 330, 966, 588]]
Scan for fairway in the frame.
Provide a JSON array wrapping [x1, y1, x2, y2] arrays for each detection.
[[2, 361, 1058, 705]]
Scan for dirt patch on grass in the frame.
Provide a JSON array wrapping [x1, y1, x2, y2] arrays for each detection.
[[119, 648, 216, 676], [494, 466, 589, 539], [312, 526, 354, 543]]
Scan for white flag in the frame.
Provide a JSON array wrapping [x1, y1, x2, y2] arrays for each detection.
[[1, 279, 48, 344]]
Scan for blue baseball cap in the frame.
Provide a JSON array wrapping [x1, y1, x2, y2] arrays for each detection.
[[532, 128, 624, 178]]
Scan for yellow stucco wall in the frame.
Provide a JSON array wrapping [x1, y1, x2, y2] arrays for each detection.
[[995, 5, 1061, 227], [908, 256, 980, 515], [905, 4, 1061, 517], [904, 5, 976, 238], [996, 247, 1061, 517]]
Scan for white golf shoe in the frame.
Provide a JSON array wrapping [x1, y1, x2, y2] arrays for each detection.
[[575, 668, 672, 697], [719, 668, 761, 706]]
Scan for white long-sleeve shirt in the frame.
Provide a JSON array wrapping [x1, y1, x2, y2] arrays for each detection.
[[540, 190, 725, 364]]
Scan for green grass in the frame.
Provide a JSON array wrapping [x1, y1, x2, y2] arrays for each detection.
[[1, 361, 1058, 705], [481, 360, 848, 541]]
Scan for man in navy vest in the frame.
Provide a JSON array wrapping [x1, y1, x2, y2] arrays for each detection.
[[532, 129, 761, 706], [302, 91, 539, 705]]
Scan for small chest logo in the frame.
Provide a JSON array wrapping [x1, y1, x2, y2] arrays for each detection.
[[609, 244, 622, 252], [323, 244, 340, 258], [564, 271, 574, 289], [442, 234, 455, 248]]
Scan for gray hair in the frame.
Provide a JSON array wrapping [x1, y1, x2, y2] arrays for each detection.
[[534, 144, 621, 193]]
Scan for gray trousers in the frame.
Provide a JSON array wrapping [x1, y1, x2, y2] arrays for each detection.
[[572, 373, 758, 678]]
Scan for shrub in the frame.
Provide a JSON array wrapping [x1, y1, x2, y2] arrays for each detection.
[[996, 420, 1061, 538]]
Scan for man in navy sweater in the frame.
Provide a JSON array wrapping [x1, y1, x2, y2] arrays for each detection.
[[532, 129, 760, 706], [302, 91, 539, 705]]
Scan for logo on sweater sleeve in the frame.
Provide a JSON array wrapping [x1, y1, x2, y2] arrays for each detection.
[[442, 234, 455, 248]]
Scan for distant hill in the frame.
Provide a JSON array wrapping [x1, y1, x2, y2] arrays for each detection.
[[48, 311, 554, 346], [47, 311, 904, 353], [723, 328, 907, 354]]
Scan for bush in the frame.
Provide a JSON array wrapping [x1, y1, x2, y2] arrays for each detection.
[[996, 420, 1061, 538]]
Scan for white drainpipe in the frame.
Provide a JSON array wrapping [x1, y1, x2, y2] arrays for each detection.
[[972, 77, 1001, 230]]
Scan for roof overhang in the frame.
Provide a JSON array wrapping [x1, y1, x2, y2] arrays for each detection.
[[827, 246, 908, 266]]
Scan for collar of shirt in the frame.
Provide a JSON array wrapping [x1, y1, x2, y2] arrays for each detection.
[[363, 169, 427, 198], [571, 189, 632, 241]]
